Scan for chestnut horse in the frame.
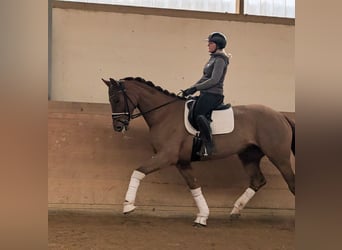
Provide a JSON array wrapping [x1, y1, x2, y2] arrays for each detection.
[[102, 77, 295, 226]]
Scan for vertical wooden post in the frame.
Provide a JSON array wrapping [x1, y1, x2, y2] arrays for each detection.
[[237, 0, 244, 15]]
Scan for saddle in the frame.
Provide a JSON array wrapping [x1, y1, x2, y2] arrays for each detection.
[[184, 99, 234, 161], [184, 99, 234, 136], [187, 100, 231, 130]]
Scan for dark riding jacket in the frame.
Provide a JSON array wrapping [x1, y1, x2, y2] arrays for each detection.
[[192, 51, 229, 96]]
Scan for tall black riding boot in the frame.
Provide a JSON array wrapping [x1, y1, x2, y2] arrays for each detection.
[[196, 115, 214, 156]]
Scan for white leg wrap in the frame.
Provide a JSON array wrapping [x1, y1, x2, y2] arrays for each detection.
[[191, 187, 210, 225], [231, 188, 256, 215], [123, 170, 145, 213]]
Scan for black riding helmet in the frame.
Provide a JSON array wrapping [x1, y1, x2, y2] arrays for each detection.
[[208, 32, 227, 49]]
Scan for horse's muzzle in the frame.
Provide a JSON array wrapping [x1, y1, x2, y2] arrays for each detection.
[[113, 119, 129, 132]]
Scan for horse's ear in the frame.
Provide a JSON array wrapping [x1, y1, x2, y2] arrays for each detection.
[[101, 78, 111, 87], [109, 78, 118, 85]]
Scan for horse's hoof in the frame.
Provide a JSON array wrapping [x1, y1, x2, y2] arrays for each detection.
[[123, 203, 136, 214], [123, 209, 135, 215], [230, 213, 241, 220], [192, 222, 207, 228], [194, 216, 208, 226]]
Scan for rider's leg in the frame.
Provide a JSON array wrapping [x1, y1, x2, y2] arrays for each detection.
[[193, 93, 224, 156], [196, 115, 214, 155]]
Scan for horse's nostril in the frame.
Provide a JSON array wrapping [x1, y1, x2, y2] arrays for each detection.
[[114, 125, 122, 131]]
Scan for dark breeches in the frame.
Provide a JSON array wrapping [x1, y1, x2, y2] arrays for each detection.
[[193, 93, 224, 119]]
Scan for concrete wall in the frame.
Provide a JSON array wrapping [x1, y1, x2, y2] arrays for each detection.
[[48, 101, 295, 211], [51, 2, 294, 112]]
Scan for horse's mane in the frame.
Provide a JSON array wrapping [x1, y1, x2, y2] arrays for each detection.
[[121, 77, 186, 100]]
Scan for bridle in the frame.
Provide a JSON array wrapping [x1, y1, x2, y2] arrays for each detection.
[[110, 80, 181, 129]]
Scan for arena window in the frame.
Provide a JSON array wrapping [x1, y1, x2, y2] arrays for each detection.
[[57, 0, 295, 19], [244, 0, 295, 18]]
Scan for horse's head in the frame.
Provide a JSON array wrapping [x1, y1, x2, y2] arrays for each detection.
[[102, 78, 137, 132]]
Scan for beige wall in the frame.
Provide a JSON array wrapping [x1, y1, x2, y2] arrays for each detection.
[[51, 3, 294, 111]]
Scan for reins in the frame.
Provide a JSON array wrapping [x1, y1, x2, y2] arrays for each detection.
[[112, 80, 182, 122], [130, 98, 180, 119]]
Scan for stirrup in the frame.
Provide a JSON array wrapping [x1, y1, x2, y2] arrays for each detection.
[[203, 147, 208, 157], [197, 144, 211, 157], [203, 141, 214, 156]]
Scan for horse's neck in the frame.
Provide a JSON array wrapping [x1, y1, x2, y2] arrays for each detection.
[[130, 81, 177, 128]]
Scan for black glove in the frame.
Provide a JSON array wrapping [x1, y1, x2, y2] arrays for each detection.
[[182, 86, 197, 97]]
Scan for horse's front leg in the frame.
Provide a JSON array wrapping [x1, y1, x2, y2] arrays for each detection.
[[177, 162, 210, 227], [123, 151, 177, 214]]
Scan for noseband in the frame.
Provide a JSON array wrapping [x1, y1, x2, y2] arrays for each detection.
[[111, 80, 180, 127]]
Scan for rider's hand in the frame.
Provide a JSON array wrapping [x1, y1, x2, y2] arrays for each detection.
[[182, 86, 197, 97]]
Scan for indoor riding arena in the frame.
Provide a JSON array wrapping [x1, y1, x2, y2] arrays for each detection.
[[48, 1, 295, 249]]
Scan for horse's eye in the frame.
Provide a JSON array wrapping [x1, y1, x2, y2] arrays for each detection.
[[110, 95, 120, 104]]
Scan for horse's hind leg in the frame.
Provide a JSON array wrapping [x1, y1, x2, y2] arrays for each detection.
[[259, 122, 295, 195], [177, 162, 210, 227], [268, 156, 295, 195], [230, 146, 266, 218]]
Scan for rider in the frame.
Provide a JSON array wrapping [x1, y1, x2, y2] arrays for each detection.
[[182, 32, 230, 156]]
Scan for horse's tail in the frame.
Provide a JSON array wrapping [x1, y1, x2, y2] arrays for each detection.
[[284, 114, 295, 155]]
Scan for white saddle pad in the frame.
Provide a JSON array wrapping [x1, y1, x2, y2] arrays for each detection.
[[184, 100, 234, 135]]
